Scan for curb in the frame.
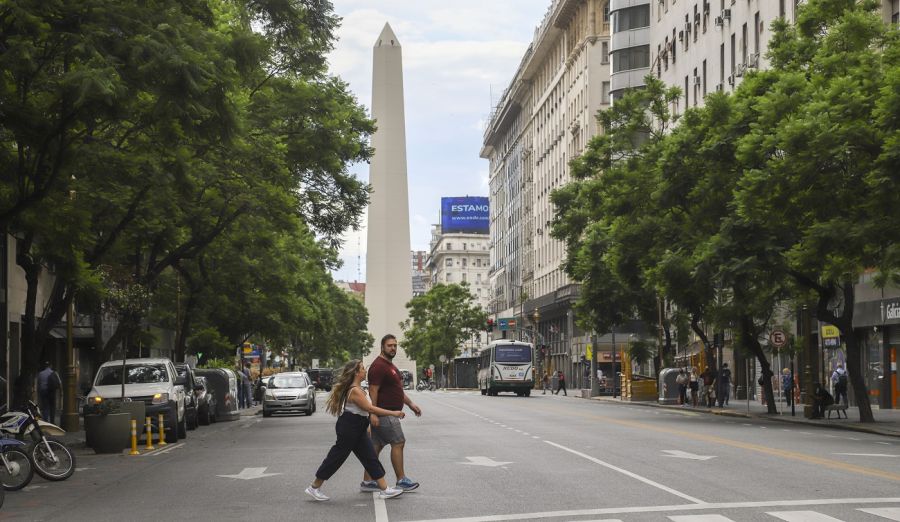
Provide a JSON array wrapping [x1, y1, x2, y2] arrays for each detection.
[[587, 395, 900, 438]]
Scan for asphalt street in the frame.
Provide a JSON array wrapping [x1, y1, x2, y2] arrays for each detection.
[[4, 391, 900, 522]]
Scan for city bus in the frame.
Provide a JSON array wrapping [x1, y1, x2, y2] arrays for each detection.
[[477, 340, 534, 397]]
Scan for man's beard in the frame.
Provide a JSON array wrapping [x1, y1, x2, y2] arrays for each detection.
[[382, 349, 395, 360]]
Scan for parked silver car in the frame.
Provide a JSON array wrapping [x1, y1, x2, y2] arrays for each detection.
[[262, 372, 316, 417]]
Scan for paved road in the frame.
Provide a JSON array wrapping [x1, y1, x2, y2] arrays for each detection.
[[5, 391, 900, 521]]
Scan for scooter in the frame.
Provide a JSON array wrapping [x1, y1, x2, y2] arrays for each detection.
[[0, 401, 75, 481]]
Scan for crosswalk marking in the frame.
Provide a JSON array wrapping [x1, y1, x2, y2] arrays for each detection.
[[767, 511, 844, 521], [859, 507, 900, 520], [669, 515, 733, 522]]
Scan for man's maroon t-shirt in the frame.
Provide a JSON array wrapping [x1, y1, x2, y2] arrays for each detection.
[[368, 356, 404, 411]]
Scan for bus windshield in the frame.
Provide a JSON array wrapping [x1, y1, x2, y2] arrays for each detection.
[[495, 345, 531, 363]]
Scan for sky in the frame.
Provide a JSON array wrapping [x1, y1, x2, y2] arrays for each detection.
[[327, 0, 553, 282]]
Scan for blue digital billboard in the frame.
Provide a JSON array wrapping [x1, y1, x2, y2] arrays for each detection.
[[441, 197, 489, 234]]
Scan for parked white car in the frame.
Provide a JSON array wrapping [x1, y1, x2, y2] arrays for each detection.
[[85, 358, 187, 442]]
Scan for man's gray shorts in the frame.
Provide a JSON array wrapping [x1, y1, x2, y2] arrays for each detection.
[[371, 415, 405, 446]]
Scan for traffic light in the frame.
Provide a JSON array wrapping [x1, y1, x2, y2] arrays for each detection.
[[486, 318, 495, 331]]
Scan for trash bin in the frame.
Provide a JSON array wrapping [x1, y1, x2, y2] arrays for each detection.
[[194, 368, 240, 421], [658, 368, 680, 404]]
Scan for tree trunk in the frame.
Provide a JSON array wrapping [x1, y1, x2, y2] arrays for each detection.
[[815, 281, 874, 423], [740, 314, 778, 414], [690, 314, 714, 366], [13, 236, 41, 408]]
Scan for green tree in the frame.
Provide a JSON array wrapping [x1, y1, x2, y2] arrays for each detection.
[[400, 283, 487, 369], [731, 0, 898, 421]]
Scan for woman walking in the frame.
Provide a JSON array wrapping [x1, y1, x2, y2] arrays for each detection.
[[305, 360, 406, 502]]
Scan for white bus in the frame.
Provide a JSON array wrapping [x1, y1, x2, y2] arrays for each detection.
[[477, 340, 534, 397]]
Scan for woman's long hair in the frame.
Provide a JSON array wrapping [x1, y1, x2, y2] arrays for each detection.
[[325, 359, 361, 416]]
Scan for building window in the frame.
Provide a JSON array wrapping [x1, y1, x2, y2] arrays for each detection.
[[612, 45, 650, 72], [730, 33, 735, 73], [742, 23, 748, 65], [446, 242, 452, 250], [462, 258, 467, 267], [702, 59, 707, 97], [602, 41, 610, 64], [446, 273, 452, 282], [754, 12, 760, 55], [476, 273, 481, 283], [612, 4, 650, 31], [720, 43, 725, 85], [604, 2, 610, 22], [462, 273, 467, 282], [602, 81, 611, 104], [684, 76, 689, 109], [446, 258, 453, 267]]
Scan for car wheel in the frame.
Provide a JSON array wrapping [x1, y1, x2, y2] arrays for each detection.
[[165, 408, 179, 443], [306, 401, 314, 416], [177, 409, 187, 439], [198, 406, 210, 426], [262, 409, 272, 418]]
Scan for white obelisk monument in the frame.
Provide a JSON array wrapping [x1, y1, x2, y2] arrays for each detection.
[[364, 23, 416, 376]]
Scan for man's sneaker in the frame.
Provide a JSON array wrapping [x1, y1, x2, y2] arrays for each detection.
[[396, 477, 419, 491], [378, 487, 404, 500], [304, 486, 330, 502], [360, 480, 381, 492]]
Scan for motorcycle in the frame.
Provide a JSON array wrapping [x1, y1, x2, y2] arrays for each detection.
[[0, 437, 33, 490], [0, 401, 75, 481], [416, 379, 436, 392]]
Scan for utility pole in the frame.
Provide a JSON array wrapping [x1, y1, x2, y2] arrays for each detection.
[[611, 325, 617, 399]]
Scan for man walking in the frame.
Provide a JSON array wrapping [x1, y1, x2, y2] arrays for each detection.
[[555, 370, 567, 396], [361, 334, 422, 492], [37, 361, 61, 424]]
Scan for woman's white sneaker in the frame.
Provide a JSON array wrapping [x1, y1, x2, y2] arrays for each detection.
[[378, 487, 404, 500], [305, 486, 330, 501]]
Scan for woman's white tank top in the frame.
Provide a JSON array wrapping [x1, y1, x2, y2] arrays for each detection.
[[343, 386, 369, 417]]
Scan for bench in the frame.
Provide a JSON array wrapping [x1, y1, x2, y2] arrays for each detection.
[[825, 403, 848, 419]]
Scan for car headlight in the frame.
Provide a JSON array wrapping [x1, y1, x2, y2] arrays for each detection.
[[265, 391, 275, 400], [297, 389, 308, 399], [151, 393, 169, 404]]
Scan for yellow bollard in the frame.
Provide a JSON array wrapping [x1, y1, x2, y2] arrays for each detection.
[[157, 413, 168, 446], [145, 416, 155, 451], [129, 419, 140, 455]]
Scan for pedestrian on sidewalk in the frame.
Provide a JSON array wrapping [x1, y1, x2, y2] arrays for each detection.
[[700, 367, 717, 407], [831, 364, 848, 406], [555, 370, 567, 396], [812, 382, 834, 419], [689, 368, 699, 407], [542, 373, 550, 395], [676, 369, 689, 406], [782, 368, 794, 407], [305, 359, 405, 502], [37, 361, 62, 425], [717, 363, 732, 407], [361, 334, 422, 493]]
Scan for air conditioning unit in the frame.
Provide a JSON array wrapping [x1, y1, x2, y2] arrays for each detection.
[[748, 53, 760, 68], [735, 63, 746, 76], [727, 75, 735, 86], [693, 75, 702, 85], [723, 8, 732, 19], [715, 15, 724, 26]]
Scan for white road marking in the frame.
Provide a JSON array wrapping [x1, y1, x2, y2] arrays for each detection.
[[140, 442, 186, 456], [767, 510, 844, 521], [876, 442, 892, 445], [23, 485, 47, 491], [661, 450, 716, 461], [669, 515, 732, 522], [544, 440, 705, 504], [461, 456, 513, 467], [75, 467, 95, 472], [404, 497, 900, 522], [834, 453, 900, 458], [374, 491, 389, 522], [858, 507, 900, 520], [216, 467, 281, 480], [532, 436, 540, 439]]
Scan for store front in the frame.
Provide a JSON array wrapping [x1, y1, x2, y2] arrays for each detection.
[[853, 287, 900, 409]]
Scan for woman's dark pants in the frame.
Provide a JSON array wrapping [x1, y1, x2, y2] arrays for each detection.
[[315, 412, 385, 481]]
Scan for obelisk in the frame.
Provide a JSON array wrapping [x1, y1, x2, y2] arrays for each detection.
[[364, 23, 416, 377]]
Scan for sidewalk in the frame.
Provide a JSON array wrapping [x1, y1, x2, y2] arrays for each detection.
[[588, 393, 900, 438]]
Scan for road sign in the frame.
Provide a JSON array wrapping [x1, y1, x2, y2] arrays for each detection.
[[497, 317, 517, 331], [439, 354, 447, 363], [769, 329, 787, 348], [429, 364, 435, 370]]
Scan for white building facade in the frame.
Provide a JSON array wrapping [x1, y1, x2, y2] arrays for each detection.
[[482, 0, 611, 387]]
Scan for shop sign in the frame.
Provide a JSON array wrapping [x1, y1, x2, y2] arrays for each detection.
[[821, 325, 840, 338]]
